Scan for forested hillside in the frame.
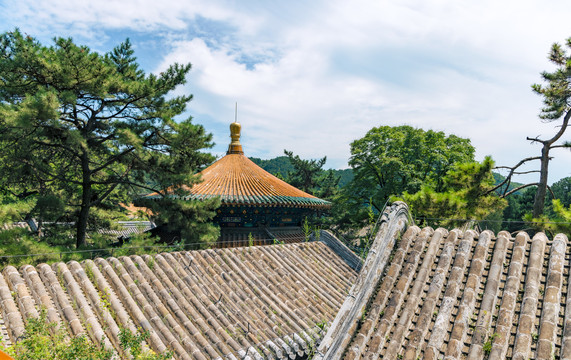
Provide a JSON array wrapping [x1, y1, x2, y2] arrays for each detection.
[[250, 156, 354, 187]]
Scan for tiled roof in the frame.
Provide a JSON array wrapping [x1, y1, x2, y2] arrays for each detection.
[[179, 154, 331, 208], [149, 122, 331, 209], [0, 241, 357, 359], [317, 202, 571, 360]]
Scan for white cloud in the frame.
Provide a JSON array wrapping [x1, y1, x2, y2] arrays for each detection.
[[2, 0, 571, 182]]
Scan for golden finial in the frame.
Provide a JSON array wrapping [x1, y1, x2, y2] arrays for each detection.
[[227, 102, 244, 154]]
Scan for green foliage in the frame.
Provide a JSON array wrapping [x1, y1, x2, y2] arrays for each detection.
[[492, 172, 525, 196], [247, 232, 254, 247], [0, 30, 217, 248], [402, 157, 507, 228], [313, 226, 321, 242], [0, 228, 74, 268], [532, 38, 571, 120], [5, 309, 111, 360], [526, 199, 571, 235], [4, 309, 170, 359], [349, 126, 474, 204], [552, 176, 571, 207], [302, 217, 312, 241], [502, 187, 536, 232], [334, 125, 474, 229], [0, 198, 35, 224], [251, 156, 354, 188], [483, 333, 500, 355], [250, 156, 294, 175], [282, 150, 340, 200], [119, 327, 171, 360], [527, 37, 571, 217], [138, 197, 220, 248]]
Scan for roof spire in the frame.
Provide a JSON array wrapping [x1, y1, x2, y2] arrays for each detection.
[[227, 102, 244, 155]]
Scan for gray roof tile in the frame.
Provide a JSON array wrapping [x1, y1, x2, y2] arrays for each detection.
[[317, 202, 571, 360], [0, 242, 356, 359]]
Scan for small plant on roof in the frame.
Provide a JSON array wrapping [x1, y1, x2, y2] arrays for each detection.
[[4, 308, 111, 360], [313, 225, 321, 242], [147, 256, 155, 270], [303, 217, 312, 242], [483, 332, 500, 355], [119, 327, 172, 359], [248, 232, 254, 247], [316, 319, 328, 331]]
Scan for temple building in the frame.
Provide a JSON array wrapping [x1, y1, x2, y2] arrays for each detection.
[[181, 121, 331, 245]]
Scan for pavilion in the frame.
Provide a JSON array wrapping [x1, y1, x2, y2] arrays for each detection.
[[154, 121, 331, 246]]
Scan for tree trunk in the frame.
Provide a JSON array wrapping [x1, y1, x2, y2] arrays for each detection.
[[76, 152, 91, 248], [533, 144, 550, 217], [76, 204, 90, 248], [530, 109, 571, 218]]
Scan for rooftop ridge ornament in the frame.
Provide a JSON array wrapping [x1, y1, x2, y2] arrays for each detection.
[[227, 102, 244, 154]]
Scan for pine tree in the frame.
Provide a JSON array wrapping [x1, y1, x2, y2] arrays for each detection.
[[402, 157, 506, 227], [528, 38, 571, 217], [0, 30, 217, 247]]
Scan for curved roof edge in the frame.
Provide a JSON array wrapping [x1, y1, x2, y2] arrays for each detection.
[[315, 201, 410, 359], [148, 122, 332, 210], [317, 201, 571, 360], [187, 194, 330, 208]]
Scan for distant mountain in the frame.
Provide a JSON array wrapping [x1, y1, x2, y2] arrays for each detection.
[[250, 156, 293, 178], [335, 168, 354, 187], [249, 156, 354, 187], [492, 172, 526, 195]]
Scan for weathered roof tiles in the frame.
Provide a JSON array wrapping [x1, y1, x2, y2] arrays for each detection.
[[317, 202, 571, 360], [0, 241, 357, 359]]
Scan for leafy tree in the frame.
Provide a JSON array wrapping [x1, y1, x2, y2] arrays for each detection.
[[501, 186, 537, 232], [552, 176, 571, 207], [402, 157, 507, 227], [139, 196, 220, 247], [282, 150, 340, 200], [0, 30, 217, 248], [347, 125, 475, 212], [526, 199, 571, 236]]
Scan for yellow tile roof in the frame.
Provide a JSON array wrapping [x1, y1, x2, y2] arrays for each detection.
[[152, 121, 331, 209], [185, 153, 330, 208]]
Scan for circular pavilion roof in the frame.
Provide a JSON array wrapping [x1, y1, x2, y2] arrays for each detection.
[[184, 153, 331, 208], [155, 121, 331, 209]]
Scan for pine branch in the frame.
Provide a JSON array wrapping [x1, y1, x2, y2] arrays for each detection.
[[488, 156, 542, 196]]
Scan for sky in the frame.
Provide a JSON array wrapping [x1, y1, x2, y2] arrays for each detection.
[[1, 0, 571, 185]]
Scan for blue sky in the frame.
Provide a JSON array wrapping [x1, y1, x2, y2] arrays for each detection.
[[2, 0, 571, 184]]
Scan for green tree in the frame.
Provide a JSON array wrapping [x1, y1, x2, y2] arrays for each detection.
[[283, 150, 340, 200], [526, 199, 571, 236], [552, 176, 571, 207], [501, 186, 536, 232], [402, 157, 507, 227], [528, 38, 571, 217], [0, 30, 217, 248], [347, 125, 475, 212]]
